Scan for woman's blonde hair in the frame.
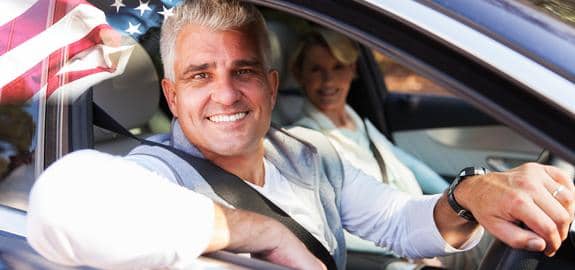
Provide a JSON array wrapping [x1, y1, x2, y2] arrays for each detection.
[[291, 28, 359, 77]]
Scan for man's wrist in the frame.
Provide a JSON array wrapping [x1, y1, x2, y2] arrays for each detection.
[[447, 167, 489, 222], [434, 193, 480, 248]]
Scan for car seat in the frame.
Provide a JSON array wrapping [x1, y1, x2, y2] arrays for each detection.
[[267, 19, 307, 126], [92, 43, 161, 155]]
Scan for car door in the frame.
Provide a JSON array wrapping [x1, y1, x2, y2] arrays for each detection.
[[379, 56, 543, 178]]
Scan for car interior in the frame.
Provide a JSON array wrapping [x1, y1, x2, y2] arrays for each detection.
[[85, 5, 566, 268], [89, 6, 543, 179], [2, 2, 575, 269]]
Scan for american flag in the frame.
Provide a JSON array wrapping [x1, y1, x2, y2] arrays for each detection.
[[0, 0, 179, 104], [93, 0, 180, 40]]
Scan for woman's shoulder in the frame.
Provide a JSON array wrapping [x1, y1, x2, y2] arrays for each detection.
[[292, 115, 322, 130]]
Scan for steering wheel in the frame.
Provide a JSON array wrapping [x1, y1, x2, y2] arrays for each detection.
[[478, 150, 575, 270]]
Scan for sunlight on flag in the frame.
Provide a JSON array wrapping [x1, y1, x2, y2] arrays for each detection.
[[0, 0, 134, 104]]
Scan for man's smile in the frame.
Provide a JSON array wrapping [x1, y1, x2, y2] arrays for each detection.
[[207, 111, 249, 123]]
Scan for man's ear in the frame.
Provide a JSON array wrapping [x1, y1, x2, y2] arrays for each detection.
[[161, 78, 178, 118], [268, 69, 279, 108]]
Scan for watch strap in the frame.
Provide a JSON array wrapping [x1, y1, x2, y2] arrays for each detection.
[[447, 167, 488, 222]]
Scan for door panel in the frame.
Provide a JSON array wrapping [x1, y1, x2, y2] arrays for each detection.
[[393, 127, 541, 177], [385, 93, 542, 177]]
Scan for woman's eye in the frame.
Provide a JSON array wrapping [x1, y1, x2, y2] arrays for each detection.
[[334, 64, 344, 70]]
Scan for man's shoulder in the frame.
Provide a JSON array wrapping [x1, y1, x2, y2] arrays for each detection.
[[269, 124, 331, 152], [273, 126, 345, 185]]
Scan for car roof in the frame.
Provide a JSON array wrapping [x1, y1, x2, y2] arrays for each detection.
[[427, 0, 575, 83]]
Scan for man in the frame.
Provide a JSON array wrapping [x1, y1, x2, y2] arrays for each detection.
[[27, 1, 574, 269]]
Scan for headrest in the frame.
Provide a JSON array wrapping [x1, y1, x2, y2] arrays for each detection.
[[93, 43, 160, 142], [266, 20, 301, 91]]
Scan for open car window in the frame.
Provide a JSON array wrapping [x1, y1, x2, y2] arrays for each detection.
[[0, 102, 40, 212]]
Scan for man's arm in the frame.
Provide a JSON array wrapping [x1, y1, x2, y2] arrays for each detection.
[[208, 204, 325, 269], [435, 163, 575, 256], [27, 150, 323, 270]]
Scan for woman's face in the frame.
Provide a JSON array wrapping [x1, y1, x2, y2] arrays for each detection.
[[297, 44, 355, 113]]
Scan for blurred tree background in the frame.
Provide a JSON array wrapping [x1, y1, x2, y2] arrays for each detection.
[[529, 0, 575, 25]]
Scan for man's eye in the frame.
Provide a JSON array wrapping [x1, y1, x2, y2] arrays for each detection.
[[236, 69, 254, 75], [192, 73, 208, 79]]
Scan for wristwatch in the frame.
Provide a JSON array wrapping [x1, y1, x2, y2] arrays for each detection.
[[447, 167, 489, 222]]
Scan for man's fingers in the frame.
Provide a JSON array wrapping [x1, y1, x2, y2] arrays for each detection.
[[476, 163, 575, 256], [487, 217, 545, 252], [511, 195, 562, 255], [537, 182, 572, 240], [543, 165, 575, 193], [544, 164, 575, 217]]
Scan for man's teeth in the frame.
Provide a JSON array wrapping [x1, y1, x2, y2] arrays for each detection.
[[209, 112, 247, 123]]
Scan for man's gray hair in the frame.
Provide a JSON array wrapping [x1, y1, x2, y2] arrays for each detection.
[[160, 0, 271, 81]]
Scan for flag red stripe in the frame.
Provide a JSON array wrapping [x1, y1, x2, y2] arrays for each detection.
[[0, 0, 49, 56], [0, 24, 109, 103], [46, 66, 113, 98], [46, 23, 107, 97], [0, 0, 90, 57], [0, 62, 43, 103]]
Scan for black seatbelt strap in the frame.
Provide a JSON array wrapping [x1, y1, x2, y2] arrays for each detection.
[[364, 120, 388, 183], [92, 103, 338, 270]]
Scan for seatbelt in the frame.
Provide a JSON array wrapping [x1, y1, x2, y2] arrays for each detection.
[[365, 119, 388, 183], [92, 103, 338, 270]]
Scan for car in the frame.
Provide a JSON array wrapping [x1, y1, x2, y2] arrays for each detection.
[[1, 0, 574, 269]]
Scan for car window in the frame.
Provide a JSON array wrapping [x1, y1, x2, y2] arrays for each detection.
[[0, 102, 40, 211], [372, 50, 452, 96], [525, 0, 575, 27]]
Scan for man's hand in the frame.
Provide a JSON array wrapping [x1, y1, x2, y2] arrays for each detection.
[[457, 163, 575, 256], [207, 204, 326, 270]]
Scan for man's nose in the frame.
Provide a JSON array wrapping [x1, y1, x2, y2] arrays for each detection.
[[211, 76, 241, 105]]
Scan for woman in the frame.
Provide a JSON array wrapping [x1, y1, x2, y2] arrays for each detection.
[[291, 28, 487, 269], [291, 28, 447, 196]]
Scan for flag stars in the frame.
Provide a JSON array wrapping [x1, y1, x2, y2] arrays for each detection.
[[158, 5, 174, 20], [134, 0, 152, 16], [125, 22, 142, 35], [110, 0, 125, 13]]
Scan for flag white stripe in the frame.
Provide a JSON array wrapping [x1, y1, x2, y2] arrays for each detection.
[[0, 0, 39, 26], [46, 44, 133, 103], [0, 4, 106, 88]]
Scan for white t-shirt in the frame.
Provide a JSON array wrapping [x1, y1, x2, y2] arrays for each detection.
[[246, 159, 333, 252]]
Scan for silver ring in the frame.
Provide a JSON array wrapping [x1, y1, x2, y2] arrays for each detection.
[[552, 185, 564, 198]]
